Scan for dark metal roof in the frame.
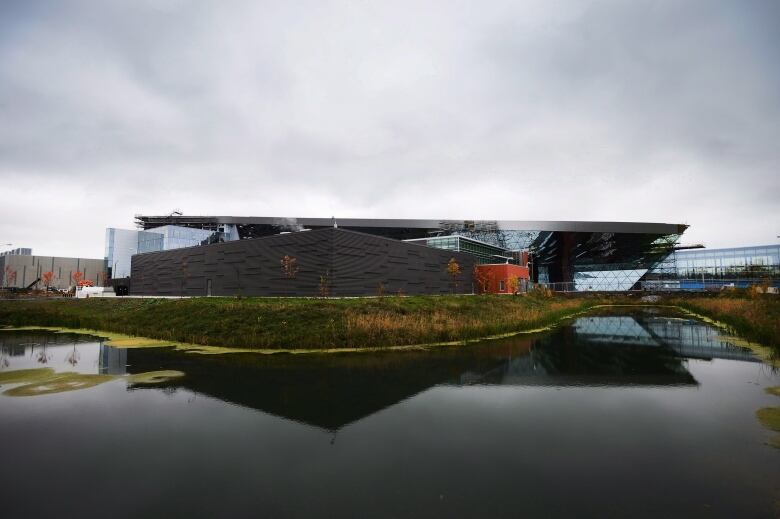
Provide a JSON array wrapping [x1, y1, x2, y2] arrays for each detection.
[[136, 215, 687, 235]]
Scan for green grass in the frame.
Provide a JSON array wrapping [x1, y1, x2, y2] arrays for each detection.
[[0, 295, 598, 350], [669, 293, 780, 349], [1, 292, 777, 353]]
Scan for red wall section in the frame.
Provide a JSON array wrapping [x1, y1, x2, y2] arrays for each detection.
[[474, 264, 529, 294]]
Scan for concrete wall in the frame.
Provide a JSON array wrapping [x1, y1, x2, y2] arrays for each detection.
[[0, 255, 105, 289], [130, 228, 478, 297]]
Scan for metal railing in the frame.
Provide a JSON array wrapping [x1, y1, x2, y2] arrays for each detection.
[[530, 278, 780, 293]]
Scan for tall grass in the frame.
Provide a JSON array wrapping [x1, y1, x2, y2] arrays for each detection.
[[342, 299, 583, 346], [672, 294, 780, 349], [0, 295, 595, 350], [4, 293, 774, 352]]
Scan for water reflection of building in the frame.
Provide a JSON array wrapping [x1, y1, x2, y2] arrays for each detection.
[[573, 315, 759, 362], [0, 331, 126, 375], [121, 314, 759, 432], [99, 345, 127, 375]]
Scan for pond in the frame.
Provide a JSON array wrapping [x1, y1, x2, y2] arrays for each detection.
[[1, 308, 778, 518]]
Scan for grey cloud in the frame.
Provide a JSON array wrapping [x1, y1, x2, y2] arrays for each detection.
[[0, 0, 778, 257]]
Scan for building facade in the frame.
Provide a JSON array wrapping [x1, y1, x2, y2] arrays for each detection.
[[130, 228, 478, 297], [0, 248, 32, 257], [105, 225, 219, 279], [474, 264, 530, 294], [405, 235, 518, 264], [0, 254, 105, 290], [647, 244, 780, 289], [133, 215, 687, 291]]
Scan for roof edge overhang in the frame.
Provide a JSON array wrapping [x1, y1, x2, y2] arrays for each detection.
[[135, 216, 687, 235]]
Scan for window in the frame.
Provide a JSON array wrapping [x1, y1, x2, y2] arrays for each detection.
[[499, 280, 505, 291]]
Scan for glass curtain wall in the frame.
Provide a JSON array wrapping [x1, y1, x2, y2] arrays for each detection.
[[106, 226, 219, 279], [647, 244, 780, 289], [105, 228, 140, 279], [406, 236, 517, 265]]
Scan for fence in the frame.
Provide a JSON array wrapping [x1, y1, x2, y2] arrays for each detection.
[[641, 278, 780, 292], [532, 278, 780, 293]]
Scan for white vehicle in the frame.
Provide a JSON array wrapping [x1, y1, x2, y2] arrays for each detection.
[[75, 286, 115, 298]]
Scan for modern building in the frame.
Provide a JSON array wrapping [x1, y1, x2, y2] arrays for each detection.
[[105, 225, 220, 279], [133, 215, 687, 291], [130, 228, 479, 297], [405, 235, 518, 264], [646, 244, 780, 289], [0, 254, 105, 290], [474, 264, 530, 294]]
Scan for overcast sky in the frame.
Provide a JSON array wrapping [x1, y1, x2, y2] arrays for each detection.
[[1, 0, 778, 258]]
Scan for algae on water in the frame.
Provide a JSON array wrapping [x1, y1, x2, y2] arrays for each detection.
[[127, 370, 185, 385], [0, 368, 55, 385], [1, 367, 187, 397], [756, 407, 780, 433], [756, 407, 780, 450], [4, 373, 114, 397]]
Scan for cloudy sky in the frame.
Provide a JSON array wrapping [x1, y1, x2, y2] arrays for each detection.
[[1, 0, 778, 258]]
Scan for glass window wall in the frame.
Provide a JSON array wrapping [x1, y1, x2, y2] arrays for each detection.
[[651, 244, 780, 282]]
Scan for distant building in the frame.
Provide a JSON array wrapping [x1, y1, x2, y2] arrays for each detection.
[[0, 247, 32, 257], [105, 225, 224, 279], [0, 254, 104, 290]]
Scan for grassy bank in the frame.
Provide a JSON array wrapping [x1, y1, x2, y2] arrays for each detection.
[[0, 295, 598, 350], [669, 293, 780, 349], [1, 293, 777, 352]]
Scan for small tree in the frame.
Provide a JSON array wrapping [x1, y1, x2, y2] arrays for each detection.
[[472, 266, 490, 294], [98, 270, 109, 287], [42, 271, 55, 292], [447, 258, 461, 293], [3, 266, 17, 288], [280, 255, 299, 278], [318, 270, 331, 298], [71, 271, 84, 287], [506, 276, 520, 295]]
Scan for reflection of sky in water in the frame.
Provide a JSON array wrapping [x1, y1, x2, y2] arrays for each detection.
[[0, 333, 126, 375]]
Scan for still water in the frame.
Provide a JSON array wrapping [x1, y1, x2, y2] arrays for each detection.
[[1, 309, 778, 518]]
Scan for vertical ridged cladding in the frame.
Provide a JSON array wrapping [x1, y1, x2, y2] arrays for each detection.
[[130, 228, 477, 297]]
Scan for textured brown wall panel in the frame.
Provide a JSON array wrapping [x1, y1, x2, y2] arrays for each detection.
[[130, 228, 476, 297]]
